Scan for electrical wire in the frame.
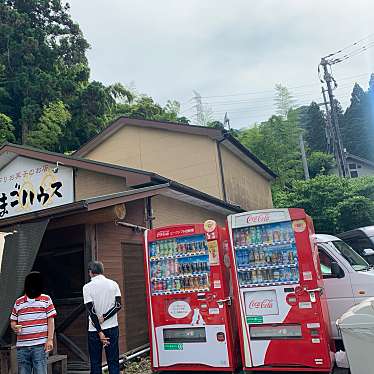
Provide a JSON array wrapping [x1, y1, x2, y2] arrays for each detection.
[[324, 33, 374, 59]]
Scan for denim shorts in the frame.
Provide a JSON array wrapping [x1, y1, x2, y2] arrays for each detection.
[[16, 344, 48, 374]]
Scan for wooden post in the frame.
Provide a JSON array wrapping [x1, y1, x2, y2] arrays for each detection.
[[0, 345, 18, 374]]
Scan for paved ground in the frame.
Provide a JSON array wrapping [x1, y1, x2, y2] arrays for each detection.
[[123, 357, 350, 374]]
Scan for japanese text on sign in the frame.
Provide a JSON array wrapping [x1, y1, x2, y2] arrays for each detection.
[[0, 157, 74, 219]]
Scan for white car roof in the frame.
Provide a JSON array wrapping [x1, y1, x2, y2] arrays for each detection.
[[313, 234, 341, 243], [360, 226, 374, 236]]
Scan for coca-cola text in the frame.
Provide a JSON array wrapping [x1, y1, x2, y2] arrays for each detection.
[[248, 299, 274, 309], [247, 214, 270, 224]]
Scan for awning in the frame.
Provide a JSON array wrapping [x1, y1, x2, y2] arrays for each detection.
[[0, 220, 49, 339]]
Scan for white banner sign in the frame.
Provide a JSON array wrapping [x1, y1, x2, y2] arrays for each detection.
[[244, 289, 279, 316], [0, 156, 74, 219], [233, 209, 290, 228]]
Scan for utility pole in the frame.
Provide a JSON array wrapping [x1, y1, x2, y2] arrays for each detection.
[[321, 87, 333, 154], [319, 58, 349, 177], [299, 133, 310, 180], [193, 90, 204, 126]]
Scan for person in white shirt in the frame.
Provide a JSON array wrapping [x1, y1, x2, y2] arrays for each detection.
[[83, 261, 122, 374]]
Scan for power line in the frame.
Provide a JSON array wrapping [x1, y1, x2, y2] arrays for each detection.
[[324, 33, 374, 59], [185, 72, 373, 101]]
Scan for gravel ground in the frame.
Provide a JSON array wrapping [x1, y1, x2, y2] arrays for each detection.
[[122, 356, 349, 374]]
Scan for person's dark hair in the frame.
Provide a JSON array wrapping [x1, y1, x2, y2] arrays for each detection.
[[88, 261, 104, 275], [24, 272, 44, 299]]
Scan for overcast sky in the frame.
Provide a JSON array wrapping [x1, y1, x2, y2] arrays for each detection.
[[68, 1, 374, 128]]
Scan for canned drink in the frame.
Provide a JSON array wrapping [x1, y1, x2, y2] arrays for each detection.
[[282, 250, 289, 264], [262, 269, 268, 282], [256, 269, 263, 283], [291, 267, 298, 281], [273, 270, 280, 282], [190, 262, 196, 273], [250, 270, 257, 283], [194, 276, 199, 289]]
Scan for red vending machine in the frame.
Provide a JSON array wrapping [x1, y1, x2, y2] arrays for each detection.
[[144, 221, 238, 372], [227, 208, 334, 372]]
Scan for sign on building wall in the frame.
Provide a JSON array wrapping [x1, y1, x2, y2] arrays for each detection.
[[0, 156, 74, 219]]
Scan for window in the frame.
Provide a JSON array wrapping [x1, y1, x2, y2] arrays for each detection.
[[331, 240, 369, 271], [344, 236, 374, 255], [357, 164, 362, 169], [350, 170, 359, 178], [317, 245, 344, 278], [349, 163, 357, 169]]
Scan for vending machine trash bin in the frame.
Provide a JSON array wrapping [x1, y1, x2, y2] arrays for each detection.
[[337, 297, 374, 374]]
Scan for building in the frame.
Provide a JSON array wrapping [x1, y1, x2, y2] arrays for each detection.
[[0, 143, 242, 370], [74, 117, 276, 211], [345, 153, 374, 178], [0, 120, 275, 370]]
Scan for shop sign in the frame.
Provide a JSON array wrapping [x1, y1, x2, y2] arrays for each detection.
[[244, 290, 279, 316], [156, 225, 195, 239], [234, 209, 290, 228], [0, 156, 74, 219]]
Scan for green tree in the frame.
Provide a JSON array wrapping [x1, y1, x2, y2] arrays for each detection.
[[273, 175, 374, 234], [341, 83, 367, 158], [0, 113, 15, 143], [207, 120, 224, 129], [274, 84, 295, 118], [302, 102, 327, 152], [238, 109, 303, 187], [307, 151, 335, 178], [0, 0, 89, 143], [110, 95, 190, 125], [60, 81, 133, 151], [26, 100, 71, 150], [340, 79, 374, 161]]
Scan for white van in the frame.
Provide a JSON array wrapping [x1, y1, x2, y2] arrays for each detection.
[[315, 234, 374, 340]]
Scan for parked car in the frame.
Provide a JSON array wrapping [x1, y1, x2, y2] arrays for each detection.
[[314, 234, 374, 341], [337, 226, 374, 264]]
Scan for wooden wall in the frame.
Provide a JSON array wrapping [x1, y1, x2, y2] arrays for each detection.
[[75, 169, 127, 200], [96, 199, 146, 352], [32, 198, 148, 367]]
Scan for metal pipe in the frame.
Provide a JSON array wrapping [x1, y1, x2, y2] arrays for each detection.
[[101, 347, 150, 372], [116, 221, 147, 231]]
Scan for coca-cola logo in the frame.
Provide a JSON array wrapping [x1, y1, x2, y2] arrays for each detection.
[[156, 227, 195, 238], [247, 214, 270, 224], [156, 230, 170, 238], [248, 299, 274, 309]]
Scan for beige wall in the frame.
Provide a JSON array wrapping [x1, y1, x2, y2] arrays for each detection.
[[152, 195, 226, 228], [85, 126, 223, 199], [74, 169, 127, 200], [220, 146, 273, 210]]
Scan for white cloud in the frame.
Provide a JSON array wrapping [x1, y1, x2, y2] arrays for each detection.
[[68, 0, 374, 127]]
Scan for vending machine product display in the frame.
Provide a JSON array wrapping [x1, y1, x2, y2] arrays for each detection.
[[227, 208, 334, 372], [144, 221, 238, 372]]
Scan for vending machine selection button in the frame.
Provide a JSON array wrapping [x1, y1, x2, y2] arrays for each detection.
[[284, 287, 295, 293], [216, 332, 226, 342], [286, 294, 298, 306]]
